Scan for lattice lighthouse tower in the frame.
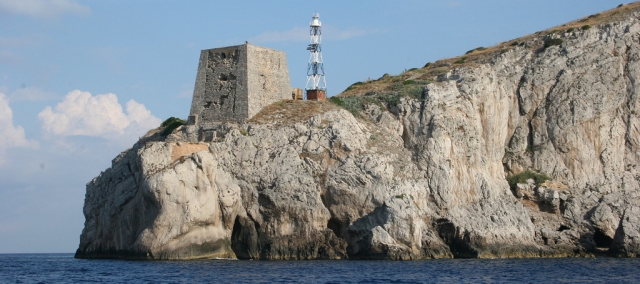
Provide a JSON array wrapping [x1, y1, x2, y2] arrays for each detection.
[[305, 13, 327, 100]]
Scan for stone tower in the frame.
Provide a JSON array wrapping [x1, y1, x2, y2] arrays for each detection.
[[188, 43, 292, 125]]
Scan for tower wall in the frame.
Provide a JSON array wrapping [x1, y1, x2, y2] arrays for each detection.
[[246, 45, 292, 119], [189, 44, 291, 125]]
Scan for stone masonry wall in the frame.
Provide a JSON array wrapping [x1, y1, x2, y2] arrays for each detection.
[[246, 45, 292, 119], [190, 45, 248, 124], [189, 44, 291, 125]]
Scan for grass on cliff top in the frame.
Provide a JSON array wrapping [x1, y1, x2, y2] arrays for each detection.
[[507, 170, 551, 190], [249, 100, 341, 127], [336, 2, 640, 99]]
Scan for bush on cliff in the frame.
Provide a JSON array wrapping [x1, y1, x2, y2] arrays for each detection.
[[161, 117, 186, 136], [544, 38, 563, 49], [507, 170, 551, 190]]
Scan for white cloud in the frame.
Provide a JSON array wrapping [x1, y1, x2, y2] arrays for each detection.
[[0, 0, 90, 19], [10, 86, 57, 102], [0, 93, 38, 164], [38, 90, 161, 143], [250, 25, 380, 43]]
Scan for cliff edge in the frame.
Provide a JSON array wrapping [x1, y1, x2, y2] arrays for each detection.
[[76, 4, 640, 260]]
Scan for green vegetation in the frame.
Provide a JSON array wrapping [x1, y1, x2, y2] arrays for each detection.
[[567, 27, 575, 33], [544, 38, 563, 48], [329, 86, 424, 116], [423, 62, 431, 68], [345, 81, 365, 92], [160, 117, 186, 136], [454, 57, 467, 64], [466, 47, 486, 54], [328, 96, 366, 115], [506, 170, 551, 190], [581, 24, 591, 30], [377, 73, 390, 81]]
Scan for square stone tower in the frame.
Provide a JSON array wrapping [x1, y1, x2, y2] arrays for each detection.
[[188, 43, 292, 125]]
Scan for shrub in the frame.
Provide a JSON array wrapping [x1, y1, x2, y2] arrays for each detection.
[[567, 27, 574, 33], [424, 62, 431, 68], [506, 170, 551, 190], [466, 47, 486, 54], [345, 81, 365, 92], [329, 96, 365, 116], [377, 93, 401, 107], [511, 41, 520, 46], [409, 68, 418, 71], [544, 38, 563, 48], [454, 57, 466, 64], [392, 82, 403, 90], [377, 73, 390, 81], [403, 80, 415, 85], [581, 25, 591, 30], [401, 87, 423, 100], [160, 117, 186, 136], [161, 117, 184, 127]]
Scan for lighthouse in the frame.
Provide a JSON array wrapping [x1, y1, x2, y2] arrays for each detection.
[[305, 13, 327, 100]]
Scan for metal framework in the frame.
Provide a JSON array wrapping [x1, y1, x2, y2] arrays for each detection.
[[305, 13, 326, 97]]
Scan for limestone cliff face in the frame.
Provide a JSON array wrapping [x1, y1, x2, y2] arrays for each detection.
[[77, 12, 640, 260]]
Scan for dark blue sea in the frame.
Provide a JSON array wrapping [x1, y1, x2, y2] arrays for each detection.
[[1, 254, 640, 283]]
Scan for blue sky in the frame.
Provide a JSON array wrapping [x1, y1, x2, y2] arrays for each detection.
[[0, 0, 632, 253]]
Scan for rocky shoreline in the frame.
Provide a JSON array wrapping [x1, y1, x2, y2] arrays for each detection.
[[77, 8, 640, 260]]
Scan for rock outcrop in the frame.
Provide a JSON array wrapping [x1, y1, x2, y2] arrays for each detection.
[[77, 6, 640, 259]]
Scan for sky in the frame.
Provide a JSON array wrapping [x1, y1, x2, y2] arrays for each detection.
[[0, 0, 633, 253]]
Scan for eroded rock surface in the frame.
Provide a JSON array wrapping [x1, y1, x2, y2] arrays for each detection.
[[77, 11, 640, 259]]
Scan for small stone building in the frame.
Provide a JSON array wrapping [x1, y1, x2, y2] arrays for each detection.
[[188, 43, 292, 125]]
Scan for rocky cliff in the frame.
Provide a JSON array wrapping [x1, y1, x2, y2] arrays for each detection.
[[76, 5, 640, 260]]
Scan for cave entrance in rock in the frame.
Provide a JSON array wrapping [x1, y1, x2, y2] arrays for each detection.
[[327, 218, 343, 238], [593, 229, 613, 248], [231, 217, 250, 260]]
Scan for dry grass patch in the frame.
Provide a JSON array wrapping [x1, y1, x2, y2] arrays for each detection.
[[171, 143, 209, 162], [249, 100, 341, 128]]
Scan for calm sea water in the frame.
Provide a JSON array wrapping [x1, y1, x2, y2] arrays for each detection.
[[1, 254, 639, 283]]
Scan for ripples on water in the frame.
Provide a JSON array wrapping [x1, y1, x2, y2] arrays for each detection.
[[1, 254, 639, 283]]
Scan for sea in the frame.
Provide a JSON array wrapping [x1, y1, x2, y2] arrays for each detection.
[[1, 254, 640, 283]]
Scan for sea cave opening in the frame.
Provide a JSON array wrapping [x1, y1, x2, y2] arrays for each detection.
[[593, 229, 613, 248], [231, 217, 250, 259], [327, 218, 343, 238]]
